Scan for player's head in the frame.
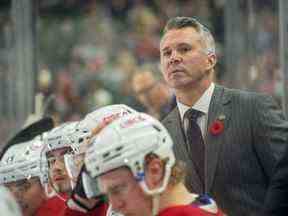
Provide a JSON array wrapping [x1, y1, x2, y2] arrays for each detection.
[[42, 121, 78, 194], [65, 104, 137, 183], [0, 137, 47, 216]]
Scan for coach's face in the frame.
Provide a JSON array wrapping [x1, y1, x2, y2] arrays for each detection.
[[160, 27, 214, 91]]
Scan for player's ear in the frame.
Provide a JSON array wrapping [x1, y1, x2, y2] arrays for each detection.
[[145, 157, 164, 190], [206, 52, 216, 71]]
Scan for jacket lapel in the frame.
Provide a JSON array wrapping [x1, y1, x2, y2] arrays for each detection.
[[164, 107, 204, 192], [205, 85, 232, 192]]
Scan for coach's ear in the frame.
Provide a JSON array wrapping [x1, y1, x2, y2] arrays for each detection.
[[145, 157, 165, 190], [205, 52, 217, 71]]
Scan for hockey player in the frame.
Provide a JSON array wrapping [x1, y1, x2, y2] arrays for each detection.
[[63, 104, 136, 215], [39, 121, 83, 216], [85, 113, 224, 216], [0, 136, 49, 216]]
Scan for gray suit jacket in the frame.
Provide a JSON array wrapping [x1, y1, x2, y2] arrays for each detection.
[[162, 85, 288, 215]]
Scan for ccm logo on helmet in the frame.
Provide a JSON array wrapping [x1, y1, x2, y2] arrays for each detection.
[[103, 111, 129, 124], [120, 116, 146, 128]]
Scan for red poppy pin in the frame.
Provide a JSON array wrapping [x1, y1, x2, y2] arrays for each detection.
[[209, 114, 225, 136]]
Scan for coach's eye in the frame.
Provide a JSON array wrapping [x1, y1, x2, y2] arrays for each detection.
[[178, 46, 191, 54], [162, 50, 171, 57]]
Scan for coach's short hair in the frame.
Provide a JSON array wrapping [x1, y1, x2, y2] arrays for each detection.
[[163, 17, 216, 55]]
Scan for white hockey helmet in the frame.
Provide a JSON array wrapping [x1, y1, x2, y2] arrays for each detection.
[[81, 104, 137, 130], [40, 122, 79, 194], [84, 112, 175, 196], [70, 104, 137, 151], [64, 104, 138, 180], [43, 121, 79, 152], [0, 135, 47, 186]]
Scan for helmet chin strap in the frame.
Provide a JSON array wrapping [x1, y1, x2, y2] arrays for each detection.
[[54, 191, 67, 202], [152, 193, 160, 216], [44, 183, 56, 198], [70, 179, 75, 190], [46, 175, 70, 201], [45, 182, 67, 201]]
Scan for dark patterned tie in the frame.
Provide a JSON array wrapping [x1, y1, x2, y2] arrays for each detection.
[[184, 108, 205, 190]]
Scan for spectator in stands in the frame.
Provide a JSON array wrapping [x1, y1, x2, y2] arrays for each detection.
[[132, 69, 175, 119]]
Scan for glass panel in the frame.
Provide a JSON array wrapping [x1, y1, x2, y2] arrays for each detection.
[[0, 0, 13, 143], [223, 0, 281, 104]]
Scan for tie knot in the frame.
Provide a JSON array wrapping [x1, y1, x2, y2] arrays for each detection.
[[184, 108, 203, 121]]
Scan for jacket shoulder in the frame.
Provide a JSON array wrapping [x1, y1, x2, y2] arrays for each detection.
[[218, 85, 278, 105], [161, 107, 179, 125]]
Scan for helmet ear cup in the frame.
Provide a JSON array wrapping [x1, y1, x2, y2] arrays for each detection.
[[72, 165, 101, 200], [72, 166, 87, 199], [44, 182, 57, 198]]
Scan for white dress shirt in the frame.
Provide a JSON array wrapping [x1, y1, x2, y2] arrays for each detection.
[[177, 83, 215, 138]]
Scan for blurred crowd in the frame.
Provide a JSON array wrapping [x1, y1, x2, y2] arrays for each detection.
[[37, 0, 224, 123]]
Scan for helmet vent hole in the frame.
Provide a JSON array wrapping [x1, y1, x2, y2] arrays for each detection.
[[103, 152, 110, 158], [152, 125, 161, 132], [116, 146, 123, 152]]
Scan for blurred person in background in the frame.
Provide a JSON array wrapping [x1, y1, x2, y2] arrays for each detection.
[[132, 69, 176, 120], [85, 112, 223, 216], [111, 49, 143, 109], [128, 2, 160, 63], [160, 16, 288, 215]]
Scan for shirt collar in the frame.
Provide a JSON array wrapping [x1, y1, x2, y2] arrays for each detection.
[[177, 82, 215, 121]]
